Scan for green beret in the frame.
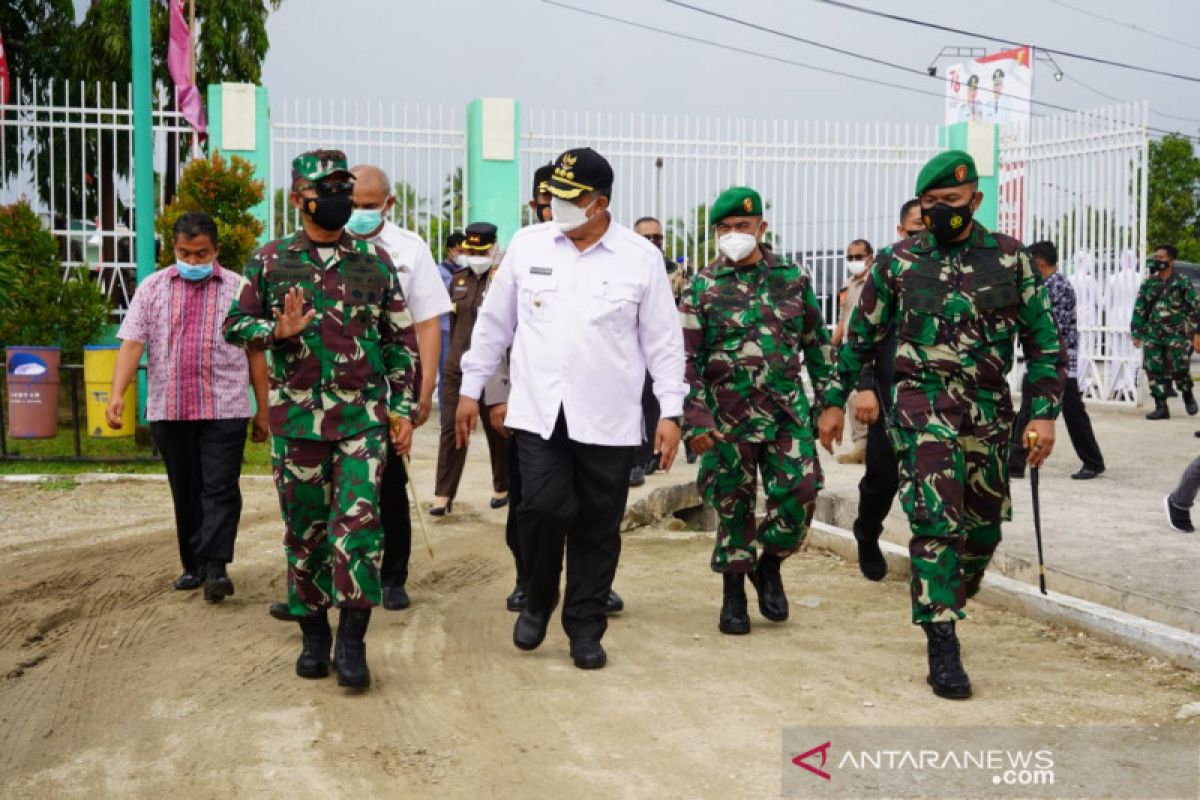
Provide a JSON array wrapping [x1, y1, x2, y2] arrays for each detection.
[[914, 150, 978, 196], [709, 186, 763, 225]]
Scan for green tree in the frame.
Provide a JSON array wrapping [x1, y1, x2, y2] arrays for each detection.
[[0, 202, 110, 362], [1147, 134, 1200, 261], [155, 152, 265, 273]]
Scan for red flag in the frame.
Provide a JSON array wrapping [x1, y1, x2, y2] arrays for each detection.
[[167, 0, 206, 132], [0, 26, 11, 105]]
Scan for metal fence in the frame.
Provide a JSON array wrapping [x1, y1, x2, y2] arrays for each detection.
[[522, 110, 941, 323], [269, 98, 467, 262], [999, 102, 1149, 403], [0, 80, 193, 317]]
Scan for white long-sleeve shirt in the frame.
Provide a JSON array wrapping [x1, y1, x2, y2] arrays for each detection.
[[460, 219, 686, 446]]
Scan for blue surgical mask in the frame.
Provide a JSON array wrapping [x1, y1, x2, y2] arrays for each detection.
[[346, 208, 384, 236], [176, 261, 214, 281]]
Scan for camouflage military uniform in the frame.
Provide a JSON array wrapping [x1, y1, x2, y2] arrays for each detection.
[[223, 230, 418, 614], [1130, 272, 1199, 400], [827, 225, 1064, 623], [681, 250, 834, 573]]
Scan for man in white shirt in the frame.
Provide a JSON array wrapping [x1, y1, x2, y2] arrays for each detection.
[[456, 148, 686, 670]]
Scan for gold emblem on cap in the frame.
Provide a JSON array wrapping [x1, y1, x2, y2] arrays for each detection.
[[954, 164, 968, 182], [562, 153, 578, 167], [742, 197, 753, 213]]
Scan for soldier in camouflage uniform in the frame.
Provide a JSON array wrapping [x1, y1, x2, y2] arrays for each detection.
[[681, 186, 834, 636], [1131, 243, 1200, 420], [224, 149, 419, 690], [818, 151, 1065, 700]]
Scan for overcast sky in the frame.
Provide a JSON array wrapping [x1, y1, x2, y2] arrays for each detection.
[[249, 0, 1200, 135]]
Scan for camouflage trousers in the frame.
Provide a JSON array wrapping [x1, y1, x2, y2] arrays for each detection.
[[892, 426, 1011, 624], [1143, 338, 1193, 400], [697, 420, 822, 573], [271, 427, 388, 614]]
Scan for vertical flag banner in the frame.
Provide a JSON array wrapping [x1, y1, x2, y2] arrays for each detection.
[[0, 25, 11, 105], [167, 0, 206, 132]]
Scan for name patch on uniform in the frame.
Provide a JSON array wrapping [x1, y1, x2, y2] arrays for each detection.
[[530, 266, 553, 276]]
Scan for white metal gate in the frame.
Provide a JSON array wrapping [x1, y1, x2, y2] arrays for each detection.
[[0, 80, 192, 316], [269, 99, 466, 262], [999, 102, 1149, 403], [522, 109, 941, 325]]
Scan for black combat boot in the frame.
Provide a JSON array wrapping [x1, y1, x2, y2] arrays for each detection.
[[295, 611, 332, 679], [853, 520, 888, 582], [1184, 389, 1198, 416], [748, 552, 789, 621], [1146, 398, 1170, 420], [922, 621, 972, 699], [718, 573, 751, 635], [333, 608, 372, 690]]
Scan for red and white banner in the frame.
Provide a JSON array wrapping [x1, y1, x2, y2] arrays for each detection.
[[944, 46, 1033, 127], [167, 0, 206, 132]]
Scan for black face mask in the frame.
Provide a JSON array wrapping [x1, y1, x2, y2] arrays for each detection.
[[535, 203, 552, 223], [302, 194, 354, 232], [922, 202, 974, 244], [904, 228, 924, 237], [1150, 259, 1170, 275]]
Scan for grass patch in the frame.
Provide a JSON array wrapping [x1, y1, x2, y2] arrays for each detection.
[[2, 428, 272, 475], [37, 478, 78, 491]]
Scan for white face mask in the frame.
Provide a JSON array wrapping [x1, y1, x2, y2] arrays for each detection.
[[846, 258, 868, 277], [454, 253, 470, 270], [466, 255, 492, 274], [718, 232, 759, 263], [550, 196, 597, 233]]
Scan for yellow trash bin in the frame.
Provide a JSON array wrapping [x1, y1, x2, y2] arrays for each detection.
[[83, 345, 134, 437]]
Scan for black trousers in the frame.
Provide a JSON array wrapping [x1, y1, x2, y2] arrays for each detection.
[[379, 452, 411, 588], [855, 416, 899, 536], [1009, 377, 1105, 471], [637, 373, 659, 466], [514, 411, 634, 643], [150, 418, 248, 573], [505, 438, 527, 586]]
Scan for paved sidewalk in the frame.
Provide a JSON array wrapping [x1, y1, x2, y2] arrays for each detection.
[[815, 401, 1200, 634]]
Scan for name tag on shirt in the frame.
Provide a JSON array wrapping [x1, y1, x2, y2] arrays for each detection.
[[530, 266, 553, 276]]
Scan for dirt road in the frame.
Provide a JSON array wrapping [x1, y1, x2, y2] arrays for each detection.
[[1, 474, 1197, 799]]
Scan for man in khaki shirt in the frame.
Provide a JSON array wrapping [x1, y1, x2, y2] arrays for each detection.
[[832, 238, 874, 463]]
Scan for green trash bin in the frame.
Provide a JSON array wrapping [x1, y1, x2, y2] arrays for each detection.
[[5, 346, 61, 439]]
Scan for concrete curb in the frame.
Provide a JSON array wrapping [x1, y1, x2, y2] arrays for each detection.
[[806, 520, 1200, 671]]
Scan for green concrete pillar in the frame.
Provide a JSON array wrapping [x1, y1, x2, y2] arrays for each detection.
[[207, 83, 271, 243], [938, 121, 1000, 229], [130, 0, 154, 423], [466, 98, 521, 247]]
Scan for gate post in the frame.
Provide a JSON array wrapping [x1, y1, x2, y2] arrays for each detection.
[[466, 98, 521, 247], [938, 120, 1000, 229], [207, 83, 271, 244]]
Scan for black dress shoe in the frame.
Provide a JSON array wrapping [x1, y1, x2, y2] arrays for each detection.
[[270, 601, 300, 622], [1070, 466, 1104, 480], [429, 500, 452, 517], [605, 590, 624, 614], [381, 584, 411, 610], [174, 571, 203, 591], [628, 465, 646, 487], [513, 610, 550, 651], [748, 553, 789, 621], [506, 584, 527, 612], [570, 640, 607, 670], [644, 455, 660, 476], [203, 561, 235, 603], [489, 495, 509, 509]]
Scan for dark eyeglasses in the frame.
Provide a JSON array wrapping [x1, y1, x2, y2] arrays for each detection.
[[642, 234, 665, 244], [846, 253, 869, 261], [305, 180, 354, 197]]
